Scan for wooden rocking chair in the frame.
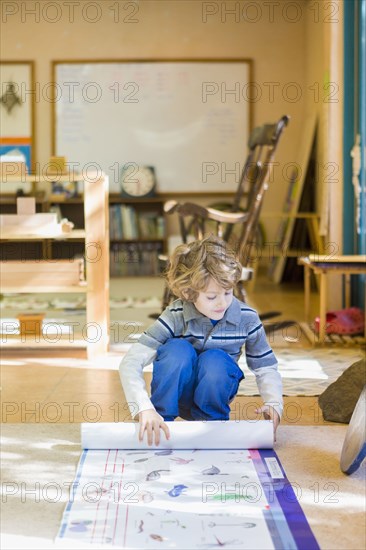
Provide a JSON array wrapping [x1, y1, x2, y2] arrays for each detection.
[[159, 115, 290, 310]]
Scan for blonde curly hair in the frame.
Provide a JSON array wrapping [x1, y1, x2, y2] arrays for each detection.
[[166, 235, 242, 302]]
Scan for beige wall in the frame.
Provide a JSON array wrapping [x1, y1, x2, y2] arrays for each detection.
[[304, 0, 344, 308], [2, 1, 308, 225], [3, 0, 343, 291]]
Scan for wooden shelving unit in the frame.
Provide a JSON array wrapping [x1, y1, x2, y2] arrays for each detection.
[[0, 172, 110, 358], [1, 193, 167, 275]]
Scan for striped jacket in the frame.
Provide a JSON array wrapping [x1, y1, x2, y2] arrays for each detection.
[[139, 297, 277, 369], [119, 297, 283, 419]]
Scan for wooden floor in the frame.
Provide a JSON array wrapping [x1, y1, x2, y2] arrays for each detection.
[[1, 272, 330, 426], [1, 349, 329, 425], [2, 274, 365, 550]]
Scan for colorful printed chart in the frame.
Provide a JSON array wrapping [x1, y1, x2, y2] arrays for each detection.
[[57, 446, 319, 549]]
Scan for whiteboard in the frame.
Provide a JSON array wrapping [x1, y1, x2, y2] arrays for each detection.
[[54, 61, 251, 193]]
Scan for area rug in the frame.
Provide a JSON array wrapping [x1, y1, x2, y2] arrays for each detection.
[[237, 347, 365, 397]]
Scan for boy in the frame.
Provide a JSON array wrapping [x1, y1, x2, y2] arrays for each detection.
[[119, 235, 283, 445]]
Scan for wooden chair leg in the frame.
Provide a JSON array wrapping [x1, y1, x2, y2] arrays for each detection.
[[162, 284, 176, 311], [235, 281, 247, 303]]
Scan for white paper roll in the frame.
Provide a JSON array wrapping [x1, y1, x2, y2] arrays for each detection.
[[81, 420, 273, 450]]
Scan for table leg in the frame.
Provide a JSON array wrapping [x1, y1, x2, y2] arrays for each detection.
[[304, 264, 311, 322], [319, 272, 327, 342], [345, 274, 351, 307]]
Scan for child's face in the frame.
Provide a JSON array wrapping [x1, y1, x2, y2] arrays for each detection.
[[193, 278, 233, 320]]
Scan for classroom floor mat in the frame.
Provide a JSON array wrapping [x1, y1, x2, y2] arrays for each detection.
[[237, 347, 365, 397]]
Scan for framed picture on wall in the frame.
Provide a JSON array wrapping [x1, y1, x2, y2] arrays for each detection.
[[0, 61, 36, 172]]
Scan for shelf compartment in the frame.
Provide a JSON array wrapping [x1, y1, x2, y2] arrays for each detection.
[[0, 230, 86, 241], [1, 285, 87, 293], [0, 258, 85, 292]]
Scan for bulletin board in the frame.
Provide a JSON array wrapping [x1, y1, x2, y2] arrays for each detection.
[[52, 60, 252, 193], [0, 61, 35, 172]]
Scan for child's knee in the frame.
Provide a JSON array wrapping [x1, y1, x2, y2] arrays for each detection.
[[198, 350, 242, 381], [198, 349, 232, 370], [155, 339, 197, 373], [201, 349, 229, 360], [157, 338, 196, 359], [198, 360, 224, 383]]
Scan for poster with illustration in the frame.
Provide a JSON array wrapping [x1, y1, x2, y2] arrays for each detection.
[[57, 423, 319, 550]]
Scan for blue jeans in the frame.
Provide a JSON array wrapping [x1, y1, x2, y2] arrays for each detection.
[[150, 339, 244, 421]]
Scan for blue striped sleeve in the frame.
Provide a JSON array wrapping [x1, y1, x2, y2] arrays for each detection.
[[138, 306, 177, 350], [248, 323, 263, 336], [246, 349, 273, 359], [157, 317, 174, 337], [243, 311, 277, 370]]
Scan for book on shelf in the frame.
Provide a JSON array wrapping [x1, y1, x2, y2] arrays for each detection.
[[109, 206, 117, 240], [109, 205, 164, 241], [121, 205, 138, 240], [109, 241, 163, 277], [114, 206, 123, 239], [138, 211, 165, 239], [156, 216, 165, 238]]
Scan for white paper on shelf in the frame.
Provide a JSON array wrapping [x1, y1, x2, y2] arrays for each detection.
[[81, 420, 273, 450]]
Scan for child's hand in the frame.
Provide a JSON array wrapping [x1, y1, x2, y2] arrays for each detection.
[[138, 409, 170, 447], [255, 405, 280, 441]]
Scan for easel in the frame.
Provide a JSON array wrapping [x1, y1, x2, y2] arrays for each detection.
[[270, 113, 322, 283]]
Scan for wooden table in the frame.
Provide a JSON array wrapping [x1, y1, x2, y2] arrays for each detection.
[[298, 255, 366, 342]]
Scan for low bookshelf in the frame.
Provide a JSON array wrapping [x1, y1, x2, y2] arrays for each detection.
[[108, 195, 166, 277], [7, 194, 168, 277]]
